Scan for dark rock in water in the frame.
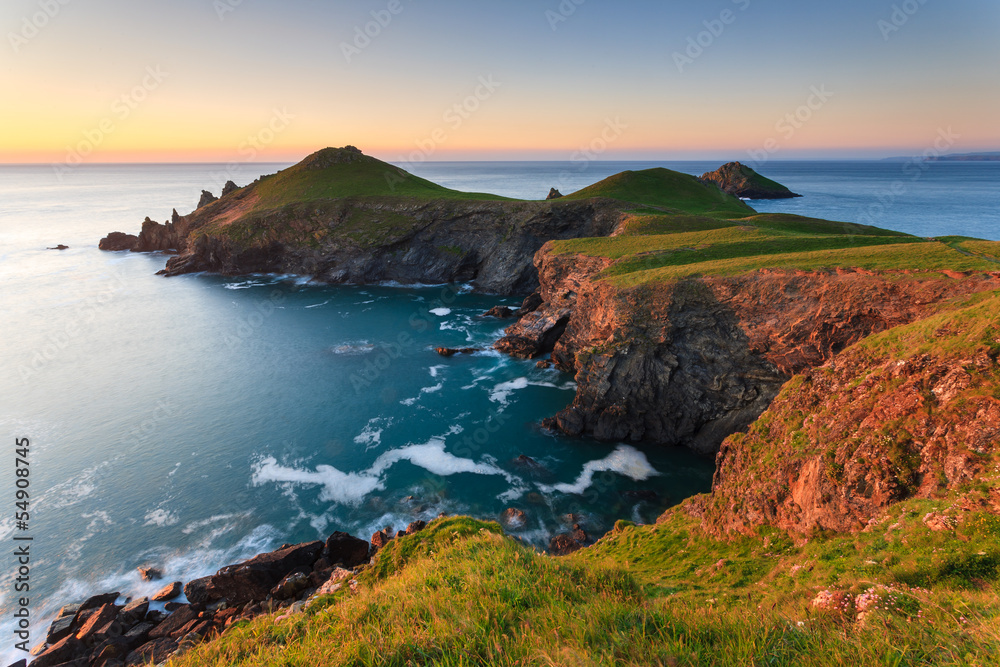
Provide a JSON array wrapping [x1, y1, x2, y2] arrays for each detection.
[[99, 232, 139, 251], [622, 489, 659, 502], [405, 520, 427, 535], [546, 188, 563, 200], [700, 161, 801, 199], [47, 244, 69, 250], [536, 359, 552, 369], [548, 533, 585, 556], [150, 581, 181, 602], [125, 637, 178, 666], [183, 576, 216, 605], [5, 659, 26, 667], [209, 540, 323, 605], [435, 347, 481, 357], [133, 216, 183, 253], [325, 531, 370, 569], [222, 180, 239, 196], [137, 566, 161, 582], [495, 304, 572, 359], [483, 305, 515, 318], [499, 508, 528, 531], [197, 190, 218, 209]]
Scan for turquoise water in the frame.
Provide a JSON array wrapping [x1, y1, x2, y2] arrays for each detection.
[[0, 163, 715, 661], [1, 159, 997, 661]]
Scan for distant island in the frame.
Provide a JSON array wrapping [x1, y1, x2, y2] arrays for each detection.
[[883, 151, 1000, 162]]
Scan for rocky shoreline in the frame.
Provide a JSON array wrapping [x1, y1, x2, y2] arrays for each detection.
[[19, 513, 593, 667]]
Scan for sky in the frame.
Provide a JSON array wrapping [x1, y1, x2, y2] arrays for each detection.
[[1, 0, 998, 163]]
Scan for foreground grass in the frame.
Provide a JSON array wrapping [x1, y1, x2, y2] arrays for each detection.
[[167, 513, 999, 667]]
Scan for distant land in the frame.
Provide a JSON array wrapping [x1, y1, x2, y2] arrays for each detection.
[[883, 151, 1000, 162]]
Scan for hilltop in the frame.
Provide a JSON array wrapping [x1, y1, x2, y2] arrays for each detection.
[[700, 161, 802, 199]]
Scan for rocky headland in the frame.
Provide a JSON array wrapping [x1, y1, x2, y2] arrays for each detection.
[[700, 161, 801, 199]]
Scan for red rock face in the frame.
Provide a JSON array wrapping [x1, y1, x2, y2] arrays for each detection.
[[496, 244, 1000, 456], [707, 345, 1000, 535]]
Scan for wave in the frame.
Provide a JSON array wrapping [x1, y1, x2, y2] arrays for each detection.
[[537, 445, 660, 495]]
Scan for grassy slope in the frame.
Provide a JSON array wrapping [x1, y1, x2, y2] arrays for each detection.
[[167, 513, 1000, 667]]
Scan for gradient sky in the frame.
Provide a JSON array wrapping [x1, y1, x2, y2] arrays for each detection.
[[2, 0, 998, 163]]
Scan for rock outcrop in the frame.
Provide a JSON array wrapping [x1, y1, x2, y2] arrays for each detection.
[[98, 232, 138, 251], [700, 162, 801, 199], [547, 188, 563, 200], [101, 147, 627, 295], [497, 244, 1000, 454], [197, 190, 218, 208], [703, 292, 1000, 534]]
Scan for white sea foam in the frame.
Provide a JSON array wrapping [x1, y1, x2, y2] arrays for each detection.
[[144, 509, 179, 527], [429, 364, 448, 378], [430, 307, 452, 316], [489, 377, 530, 404], [538, 445, 660, 495], [304, 300, 330, 309], [354, 417, 392, 450], [252, 456, 384, 504], [331, 342, 375, 355], [399, 382, 444, 406], [181, 513, 248, 535]]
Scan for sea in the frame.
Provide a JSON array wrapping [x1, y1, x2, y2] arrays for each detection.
[[0, 159, 997, 661]]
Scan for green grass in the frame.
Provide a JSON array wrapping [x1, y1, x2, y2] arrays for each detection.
[[562, 168, 753, 218], [166, 514, 1000, 667]]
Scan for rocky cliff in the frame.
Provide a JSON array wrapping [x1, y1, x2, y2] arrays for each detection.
[[497, 243, 1000, 455], [100, 147, 625, 295], [703, 291, 1000, 534]]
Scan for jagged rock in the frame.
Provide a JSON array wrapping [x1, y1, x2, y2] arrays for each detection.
[[405, 520, 426, 535], [124, 637, 178, 666], [45, 604, 80, 644], [483, 305, 515, 318], [499, 508, 528, 531], [271, 570, 311, 600], [197, 190, 218, 208], [222, 180, 239, 196], [314, 568, 355, 596], [99, 232, 138, 251], [370, 528, 394, 552], [147, 605, 198, 640], [182, 576, 216, 605], [536, 359, 552, 369], [700, 162, 801, 199], [209, 541, 323, 605], [150, 582, 181, 602], [548, 532, 586, 556], [546, 188, 563, 200], [132, 217, 182, 252], [163, 601, 185, 612], [494, 306, 572, 359], [435, 347, 481, 357], [118, 598, 149, 627], [516, 292, 544, 317], [30, 634, 85, 667], [137, 566, 161, 582], [76, 603, 122, 646], [122, 621, 155, 645], [324, 531, 370, 569]]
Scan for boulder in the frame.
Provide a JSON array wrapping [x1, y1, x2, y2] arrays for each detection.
[[72, 593, 120, 626], [209, 541, 323, 605], [122, 621, 155, 645], [324, 531, 370, 568], [147, 605, 199, 640], [47, 244, 69, 250], [151, 581, 181, 602], [271, 570, 311, 600], [405, 520, 427, 535], [76, 603, 122, 646], [137, 566, 161, 582], [483, 306, 515, 319], [118, 598, 149, 627], [499, 508, 528, 531], [98, 232, 138, 251], [370, 528, 393, 552], [125, 637, 178, 666], [29, 635, 85, 667], [183, 576, 217, 605], [45, 604, 80, 644], [435, 347, 481, 357]]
